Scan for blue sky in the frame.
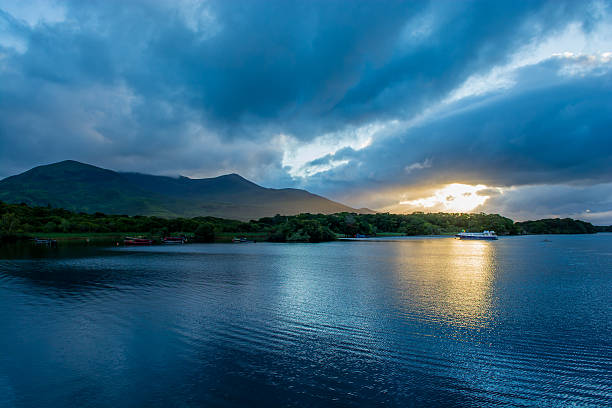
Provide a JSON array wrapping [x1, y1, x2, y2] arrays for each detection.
[[1, 0, 612, 223]]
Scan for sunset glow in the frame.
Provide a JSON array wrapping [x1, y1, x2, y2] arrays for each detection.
[[399, 184, 500, 212]]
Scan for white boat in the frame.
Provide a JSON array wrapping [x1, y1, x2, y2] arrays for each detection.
[[456, 230, 498, 240], [162, 237, 185, 244]]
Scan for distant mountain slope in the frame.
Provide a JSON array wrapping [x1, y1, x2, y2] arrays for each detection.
[[0, 160, 360, 220]]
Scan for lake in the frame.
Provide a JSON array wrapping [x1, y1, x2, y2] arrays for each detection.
[[1, 235, 611, 407]]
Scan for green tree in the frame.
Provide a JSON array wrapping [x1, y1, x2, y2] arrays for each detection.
[[194, 222, 215, 242], [0, 212, 20, 236], [59, 218, 71, 232], [42, 221, 57, 233]]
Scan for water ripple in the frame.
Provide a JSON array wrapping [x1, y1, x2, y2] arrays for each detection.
[[1, 237, 611, 406]]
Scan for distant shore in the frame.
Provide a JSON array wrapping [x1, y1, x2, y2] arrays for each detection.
[[1, 201, 608, 246]]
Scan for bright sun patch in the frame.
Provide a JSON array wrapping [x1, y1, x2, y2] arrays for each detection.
[[400, 184, 498, 212]]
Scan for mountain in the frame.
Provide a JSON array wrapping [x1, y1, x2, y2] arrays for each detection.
[[0, 160, 361, 220]]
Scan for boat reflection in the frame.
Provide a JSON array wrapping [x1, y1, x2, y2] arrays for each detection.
[[392, 238, 496, 330]]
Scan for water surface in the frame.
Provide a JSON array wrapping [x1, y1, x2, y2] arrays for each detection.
[[1, 235, 611, 407]]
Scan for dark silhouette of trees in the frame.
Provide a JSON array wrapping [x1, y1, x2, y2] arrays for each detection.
[[0, 201, 601, 243]]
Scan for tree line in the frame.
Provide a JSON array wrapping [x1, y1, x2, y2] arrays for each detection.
[[0, 201, 603, 243], [515, 218, 598, 234]]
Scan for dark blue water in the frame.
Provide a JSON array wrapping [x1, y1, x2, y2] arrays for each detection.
[[1, 235, 611, 407]]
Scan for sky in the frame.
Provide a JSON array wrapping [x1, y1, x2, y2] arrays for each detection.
[[1, 0, 612, 223]]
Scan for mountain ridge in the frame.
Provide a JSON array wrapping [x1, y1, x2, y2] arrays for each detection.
[[0, 160, 363, 220]]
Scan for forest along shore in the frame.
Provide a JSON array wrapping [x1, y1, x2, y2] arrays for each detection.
[[0, 201, 605, 244]]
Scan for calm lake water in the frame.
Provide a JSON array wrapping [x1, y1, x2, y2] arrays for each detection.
[[1, 235, 611, 407]]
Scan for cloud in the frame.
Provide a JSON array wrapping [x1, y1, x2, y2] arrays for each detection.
[[476, 188, 502, 197], [480, 183, 612, 224], [404, 159, 432, 174], [303, 56, 612, 196], [1, 0, 612, 222]]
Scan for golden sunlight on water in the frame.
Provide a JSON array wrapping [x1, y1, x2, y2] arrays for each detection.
[[392, 239, 496, 329]]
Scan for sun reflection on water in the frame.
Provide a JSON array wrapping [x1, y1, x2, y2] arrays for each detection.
[[392, 238, 497, 330]]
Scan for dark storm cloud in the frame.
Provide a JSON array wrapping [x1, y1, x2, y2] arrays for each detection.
[[0, 0, 606, 180], [304, 56, 612, 196]]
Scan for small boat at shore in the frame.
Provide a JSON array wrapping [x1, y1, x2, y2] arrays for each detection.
[[124, 237, 153, 246], [232, 237, 252, 243], [162, 236, 185, 244], [456, 230, 498, 240], [32, 238, 58, 247]]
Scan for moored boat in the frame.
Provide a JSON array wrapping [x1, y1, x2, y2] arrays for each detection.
[[162, 236, 185, 244], [456, 230, 498, 240], [124, 237, 153, 246], [32, 238, 58, 247]]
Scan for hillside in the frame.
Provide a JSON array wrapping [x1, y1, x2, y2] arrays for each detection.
[[0, 160, 360, 220]]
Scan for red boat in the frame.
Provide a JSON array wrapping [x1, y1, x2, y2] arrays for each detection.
[[124, 237, 153, 246]]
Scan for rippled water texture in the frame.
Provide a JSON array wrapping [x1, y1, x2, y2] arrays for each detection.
[[1, 235, 611, 407]]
